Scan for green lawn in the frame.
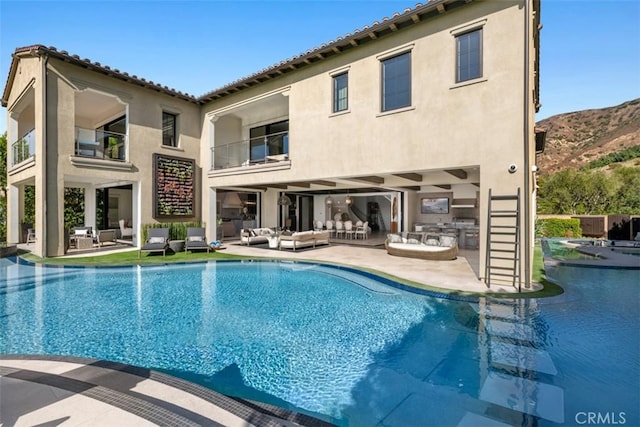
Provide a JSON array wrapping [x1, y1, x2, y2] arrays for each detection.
[[20, 248, 249, 266]]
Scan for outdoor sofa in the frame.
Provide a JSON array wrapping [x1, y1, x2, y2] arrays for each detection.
[[280, 230, 330, 251], [385, 232, 458, 261], [240, 227, 274, 245]]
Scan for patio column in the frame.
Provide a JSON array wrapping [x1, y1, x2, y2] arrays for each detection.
[[84, 184, 96, 232], [7, 184, 20, 244], [209, 188, 218, 241], [131, 181, 141, 246], [204, 113, 218, 241]]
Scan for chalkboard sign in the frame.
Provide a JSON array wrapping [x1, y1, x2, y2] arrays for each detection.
[[153, 154, 195, 218]]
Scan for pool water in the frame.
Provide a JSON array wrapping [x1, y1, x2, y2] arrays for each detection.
[[1, 257, 638, 426]]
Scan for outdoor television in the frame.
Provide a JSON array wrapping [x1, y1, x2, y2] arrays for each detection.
[[421, 197, 449, 214]]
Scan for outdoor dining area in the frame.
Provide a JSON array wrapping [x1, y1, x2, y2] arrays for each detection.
[[315, 219, 370, 240]]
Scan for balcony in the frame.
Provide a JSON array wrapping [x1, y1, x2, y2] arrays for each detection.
[[211, 130, 289, 170], [75, 127, 127, 161], [11, 129, 36, 166]]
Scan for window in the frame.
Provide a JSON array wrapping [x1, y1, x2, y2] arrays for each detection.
[[456, 28, 482, 82], [333, 72, 348, 113], [162, 112, 177, 147], [97, 115, 126, 160], [381, 52, 411, 112]]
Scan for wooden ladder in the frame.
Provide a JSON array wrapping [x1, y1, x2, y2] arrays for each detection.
[[484, 188, 521, 291]]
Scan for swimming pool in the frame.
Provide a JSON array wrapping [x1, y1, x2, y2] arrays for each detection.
[[1, 257, 638, 426]]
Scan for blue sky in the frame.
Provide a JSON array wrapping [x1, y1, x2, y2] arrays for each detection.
[[1, 0, 639, 134]]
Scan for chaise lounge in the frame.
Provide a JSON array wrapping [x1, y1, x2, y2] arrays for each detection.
[[139, 228, 170, 258], [385, 232, 458, 261], [184, 227, 210, 253]]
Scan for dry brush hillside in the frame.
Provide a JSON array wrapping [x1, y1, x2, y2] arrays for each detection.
[[535, 98, 640, 176]]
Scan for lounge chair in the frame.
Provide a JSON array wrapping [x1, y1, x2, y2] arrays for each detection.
[[184, 227, 210, 253], [139, 228, 169, 258]]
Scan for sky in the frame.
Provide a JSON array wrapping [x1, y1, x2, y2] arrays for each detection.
[[0, 0, 639, 135]]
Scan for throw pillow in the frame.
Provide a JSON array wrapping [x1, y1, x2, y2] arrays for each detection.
[[148, 236, 165, 244], [407, 232, 422, 242], [424, 235, 440, 246], [188, 236, 204, 242], [249, 229, 257, 237], [440, 235, 457, 248], [387, 234, 403, 243]]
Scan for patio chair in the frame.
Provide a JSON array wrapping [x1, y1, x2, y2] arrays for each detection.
[[314, 220, 324, 231], [325, 220, 335, 237], [184, 227, 210, 253], [26, 228, 36, 244], [335, 220, 345, 238], [344, 220, 355, 239], [355, 221, 369, 240], [119, 219, 133, 240], [139, 228, 169, 258]]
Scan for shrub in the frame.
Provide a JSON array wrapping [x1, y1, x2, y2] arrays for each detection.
[[142, 221, 203, 242], [536, 218, 582, 238]]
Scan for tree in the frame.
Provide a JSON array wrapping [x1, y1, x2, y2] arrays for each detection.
[[611, 167, 640, 214], [537, 169, 616, 214]]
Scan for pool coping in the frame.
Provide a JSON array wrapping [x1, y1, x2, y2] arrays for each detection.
[[0, 354, 335, 427], [544, 239, 640, 269]]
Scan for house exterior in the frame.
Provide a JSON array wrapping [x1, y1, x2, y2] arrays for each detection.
[[2, 0, 541, 289]]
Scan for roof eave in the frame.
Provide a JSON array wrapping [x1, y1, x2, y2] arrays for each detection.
[[196, 0, 472, 104], [2, 45, 198, 108]]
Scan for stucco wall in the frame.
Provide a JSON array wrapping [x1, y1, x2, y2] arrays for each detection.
[[204, 1, 526, 189]]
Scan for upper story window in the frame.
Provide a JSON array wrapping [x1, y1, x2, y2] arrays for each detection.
[[333, 72, 348, 113], [381, 51, 411, 112], [456, 28, 483, 83], [162, 112, 177, 147]]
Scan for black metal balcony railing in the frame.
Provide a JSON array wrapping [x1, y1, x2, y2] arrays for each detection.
[[11, 129, 36, 166], [75, 127, 127, 161], [211, 131, 289, 170]]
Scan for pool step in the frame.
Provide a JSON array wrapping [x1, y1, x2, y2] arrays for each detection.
[[490, 341, 558, 375], [479, 372, 565, 424], [482, 318, 539, 344], [470, 303, 524, 321]]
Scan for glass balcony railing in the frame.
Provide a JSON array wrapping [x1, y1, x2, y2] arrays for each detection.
[[75, 127, 127, 161], [11, 129, 36, 166], [211, 131, 289, 170]]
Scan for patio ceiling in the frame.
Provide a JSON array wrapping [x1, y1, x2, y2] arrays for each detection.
[[218, 166, 480, 195]]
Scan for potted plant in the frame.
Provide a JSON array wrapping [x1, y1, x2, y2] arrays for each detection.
[[267, 228, 281, 249]]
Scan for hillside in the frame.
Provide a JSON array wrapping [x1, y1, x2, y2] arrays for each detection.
[[535, 98, 640, 175]]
